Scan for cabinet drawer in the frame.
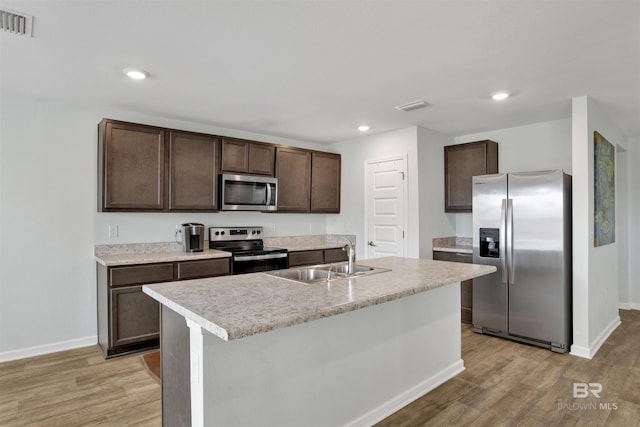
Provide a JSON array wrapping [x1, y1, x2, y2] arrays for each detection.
[[324, 248, 348, 263], [288, 250, 324, 267], [110, 263, 174, 287], [176, 258, 230, 280], [432, 251, 472, 263]]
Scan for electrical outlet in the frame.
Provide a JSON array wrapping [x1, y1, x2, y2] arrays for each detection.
[[108, 224, 118, 238]]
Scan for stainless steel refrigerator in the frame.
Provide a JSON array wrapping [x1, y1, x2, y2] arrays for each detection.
[[472, 169, 572, 353]]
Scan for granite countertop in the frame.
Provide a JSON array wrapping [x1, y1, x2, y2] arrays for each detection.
[[95, 248, 231, 266], [95, 234, 355, 266], [263, 234, 354, 252], [432, 236, 473, 254], [143, 256, 495, 342], [94, 242, 231, 266]]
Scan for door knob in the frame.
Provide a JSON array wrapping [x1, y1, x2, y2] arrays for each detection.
[[368, 241, 377, 247]]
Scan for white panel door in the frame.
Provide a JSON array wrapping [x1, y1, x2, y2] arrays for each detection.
[[365, 157, 406, 259]]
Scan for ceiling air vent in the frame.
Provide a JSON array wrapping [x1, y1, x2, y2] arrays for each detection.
[[0, 9, 33, 37], [395, 99, 430, 112]]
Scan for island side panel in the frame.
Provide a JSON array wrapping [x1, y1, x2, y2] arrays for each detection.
[[161, 305, 191, 427], [200, 282, 462, 427]]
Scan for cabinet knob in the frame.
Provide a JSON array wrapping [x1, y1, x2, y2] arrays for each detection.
[[368, 241, 377, 247]]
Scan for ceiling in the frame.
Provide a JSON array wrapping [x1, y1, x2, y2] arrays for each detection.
[[1, 1, 638, 144]]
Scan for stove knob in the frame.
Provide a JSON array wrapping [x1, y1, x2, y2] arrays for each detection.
[[257, 230, 261, 235], [252, 230, 256, 235], [221, 231, 226, 236], [215, 231, 220, 236]]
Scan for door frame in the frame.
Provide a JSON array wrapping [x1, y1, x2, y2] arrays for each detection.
[[363, 154, 408, 259]]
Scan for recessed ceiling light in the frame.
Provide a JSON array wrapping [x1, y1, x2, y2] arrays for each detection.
[[492, 92, 509, 101], [123, 68, 149, 80], [358, 125, 371, 132]]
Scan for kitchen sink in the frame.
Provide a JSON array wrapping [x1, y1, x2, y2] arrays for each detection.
[[264, 262, 390, 284], [266, 268, 347, 282], [315, 263, 375, 275]]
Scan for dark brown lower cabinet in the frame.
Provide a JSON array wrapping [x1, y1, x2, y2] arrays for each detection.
[[111, 285, 161, 348], [288, 247, 349, 267], [97, 258, 230, 357], [433, 251, 473, 323]]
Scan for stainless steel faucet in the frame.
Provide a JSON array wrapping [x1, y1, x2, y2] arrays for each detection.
[[342, 239, 356, 275]]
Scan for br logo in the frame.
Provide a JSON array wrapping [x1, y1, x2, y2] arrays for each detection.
[[573, 382, 602, 398]]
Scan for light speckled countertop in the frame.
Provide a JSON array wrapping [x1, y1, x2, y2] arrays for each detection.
[[94, 241, 231, 266], [95, 248, 231, 266], [95, 234, 355, 266], [143, 256, 495, 342], [432, 236, 473, 254]]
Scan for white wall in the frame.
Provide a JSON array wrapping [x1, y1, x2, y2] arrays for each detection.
[[417, 126, 456, 258], [453, 119, 573, 236], [571, 95, 623, 358], [627, 136, 640, 309], [0, 92, 330, 359], [327, 127, 420, 259], [617, 150, 630, 308]]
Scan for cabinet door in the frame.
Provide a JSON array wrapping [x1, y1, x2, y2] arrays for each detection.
[[311, 152, 341, 213], [248, 143, 275, 176], [169, 131, 219, 211], [324, 247, 348, 263], [110, 285, 160, 348], [99, 120, 167, 211], [276, 147, 311, 212], [288, 250, 324, 267], [220, 138, 249, 173], [221, 138, 275, 176], [444, 140, 498, 212]]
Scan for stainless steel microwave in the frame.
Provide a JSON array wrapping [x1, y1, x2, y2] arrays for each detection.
[[220, 174, 278, 211]]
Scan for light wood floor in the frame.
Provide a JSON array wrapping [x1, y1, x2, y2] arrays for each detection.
[[1, 310, 638, 426], [377, 309, 640, 426], [0, 347, 161, 426]]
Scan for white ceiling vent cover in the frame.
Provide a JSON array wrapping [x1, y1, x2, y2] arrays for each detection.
[[0, 9, 33, 37], [395, 99, 430, 112]]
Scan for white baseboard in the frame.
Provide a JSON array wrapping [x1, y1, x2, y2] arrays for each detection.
[[0, 335, 97, 363], [619, 302, 640, 310], [345, 359, 465, 427], [570, 315, 621, 359]]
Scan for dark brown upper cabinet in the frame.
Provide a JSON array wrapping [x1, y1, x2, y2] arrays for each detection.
[[444, 140, 498, 212], [98, 118, 339, 213], [98, 120, 167, 211], [169, 131, 219, 211], [220, 137, 275, 176], [311, 152, 341, 213], [275, 147, 341, 213], [275, 147, 312, 212]]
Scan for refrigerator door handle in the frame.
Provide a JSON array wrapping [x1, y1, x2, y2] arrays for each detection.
[[507, 198, 515, 284], [500, 199, 507, 283]]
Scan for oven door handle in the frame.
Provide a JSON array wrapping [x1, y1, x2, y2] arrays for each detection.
[[234, 253, 288, 261]]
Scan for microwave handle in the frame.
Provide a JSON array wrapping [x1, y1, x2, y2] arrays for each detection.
[[266, 183, 272, 207]]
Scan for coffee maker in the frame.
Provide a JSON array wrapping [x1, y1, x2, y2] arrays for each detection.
[[176, 223, 205, 252]]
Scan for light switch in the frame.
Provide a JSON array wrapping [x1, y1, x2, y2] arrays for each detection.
[[108, 224, 119, 238]]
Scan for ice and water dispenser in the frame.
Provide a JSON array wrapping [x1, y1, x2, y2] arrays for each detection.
[[479, 228, 500, 258]]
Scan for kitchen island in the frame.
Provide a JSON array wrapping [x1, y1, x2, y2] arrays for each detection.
[[143, 256, 495, 427]]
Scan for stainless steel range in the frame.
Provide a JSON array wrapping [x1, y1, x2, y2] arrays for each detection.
[[208, 226, 288, 275]]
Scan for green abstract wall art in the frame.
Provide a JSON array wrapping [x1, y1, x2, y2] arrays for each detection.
[[594, 131, 615, 247]]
